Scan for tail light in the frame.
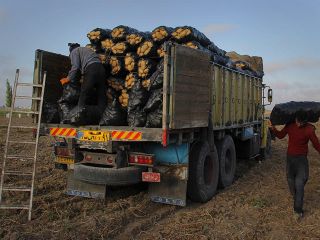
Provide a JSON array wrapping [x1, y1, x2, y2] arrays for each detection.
[[128, 153, 154, 166], [85, 154, 92, 161]]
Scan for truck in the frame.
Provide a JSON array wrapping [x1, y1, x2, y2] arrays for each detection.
[[32, 43, 273, 206]]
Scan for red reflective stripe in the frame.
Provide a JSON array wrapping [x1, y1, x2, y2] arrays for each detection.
[[66, 128, 74, 136], [162, 129, 168, 147], [71, 130, 77, 136], [112, 131, 117, 138], [51, 128, 60, 136], [125, 131, 134, 139], [59, 128, 67, 136], [132, 132, 141, 140], [117, 131, 125, 139]]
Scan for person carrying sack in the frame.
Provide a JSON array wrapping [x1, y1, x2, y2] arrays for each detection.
[[270, 110, 320, 219]]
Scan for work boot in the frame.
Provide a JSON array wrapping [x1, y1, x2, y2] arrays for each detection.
[[294, 209, 304, 221]]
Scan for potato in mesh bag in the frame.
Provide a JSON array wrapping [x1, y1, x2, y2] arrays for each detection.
[[109, 56, 125, 76], [112, 25, 139, 41], [101, 38, 114, 51], [126, 31, 151, 47], [137, 40, 158, 57], [138, 58, 157, 79], [151, 26, 174, 43], [124, 52, 138, 72]]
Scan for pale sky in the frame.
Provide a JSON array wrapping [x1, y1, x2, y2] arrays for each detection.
[[0, 0, 319, 108]]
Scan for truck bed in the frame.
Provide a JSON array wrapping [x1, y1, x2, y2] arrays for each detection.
[[34, 43, 263, 144]]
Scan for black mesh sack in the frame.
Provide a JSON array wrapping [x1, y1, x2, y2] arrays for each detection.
[[111, 25, 139, 42], [42, 102, 60, 123], [151, 26, 174, 43], [58, 83, 80, 104], [100, 99, 127, 126], [146, 104, 162, 128], [138, 58, 157, 79], [211, 54, 230, 66], [111, 42, 134, 56], [137, 40, 159, 57], [172, 26, 211, 46], [101, 38, 115, 51], [109, 56, 126, 77], [87, 28, 111, 44], [126, 31, 151, 47], [59, 102, 75, 124], [128, 79, 149, 112], [124, 52, 138, 72], [106, 87, 119, 104], [270, 101, 320, 125], [144, 89, 162, 113], [85, 43, 104, 54], [207, 42, 226, 56], [127, 108, 147, 127], [107, 76, 125, 92], [149, 59, 164, 90]]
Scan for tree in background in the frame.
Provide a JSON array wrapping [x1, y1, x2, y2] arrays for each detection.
[[6, 79, 13, 108]]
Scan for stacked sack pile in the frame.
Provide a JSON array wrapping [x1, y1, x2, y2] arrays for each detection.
[[59, 25, 264, 127]]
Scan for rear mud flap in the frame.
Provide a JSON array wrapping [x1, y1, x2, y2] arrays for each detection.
[[148, 165, 188, 207], [66, 171, 106, 199]]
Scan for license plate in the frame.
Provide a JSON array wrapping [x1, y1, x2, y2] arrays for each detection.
[[55, 156, 74, 165], [77, 130, 111, 142], [142, 172, 161, 182]]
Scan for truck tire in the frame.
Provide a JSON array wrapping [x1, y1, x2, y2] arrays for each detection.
[[187, 141, 219, 203], [217, 135, 236, 188], [74, 164, 146, 186]]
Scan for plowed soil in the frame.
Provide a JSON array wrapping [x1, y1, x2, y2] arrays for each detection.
[[1, 117, 320, 240]]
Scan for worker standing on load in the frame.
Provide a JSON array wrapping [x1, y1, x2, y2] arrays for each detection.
[[270, 110, 320, 219], [67, 43, 107, 121]]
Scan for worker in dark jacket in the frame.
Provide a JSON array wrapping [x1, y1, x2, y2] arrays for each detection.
[[67, 43, 107, 122], [271, 110, 320, 218]]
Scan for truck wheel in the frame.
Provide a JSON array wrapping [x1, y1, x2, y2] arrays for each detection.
[[261, 129, 272, 160], [217, 135, 236, 188], [187, 141, 219, 203], [74, 164, 146, 186]]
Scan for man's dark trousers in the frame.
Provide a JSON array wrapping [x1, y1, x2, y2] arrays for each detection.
[[286, 155, 309, 213], [78, 62, 107, 113]]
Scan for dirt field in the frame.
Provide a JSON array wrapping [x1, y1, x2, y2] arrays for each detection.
[[1, 117, 320, 240]]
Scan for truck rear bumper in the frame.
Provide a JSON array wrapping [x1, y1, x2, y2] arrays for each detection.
[[73, 163, 146, 186]]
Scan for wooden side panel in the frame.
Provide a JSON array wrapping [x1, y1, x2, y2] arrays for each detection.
[[212, 65, 223, 127], [231, 71, 237, 125], [170, 45, 211, 129], [211, 64, 263, 128]]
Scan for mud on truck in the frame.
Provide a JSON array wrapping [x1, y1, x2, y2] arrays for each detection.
[[32, 43, 273, 206]]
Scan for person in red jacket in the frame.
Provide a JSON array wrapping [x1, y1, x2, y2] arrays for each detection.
[[271, 110, 320, 218]]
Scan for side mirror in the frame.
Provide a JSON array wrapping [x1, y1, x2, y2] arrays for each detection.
[[267, 89, 273, 103]]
